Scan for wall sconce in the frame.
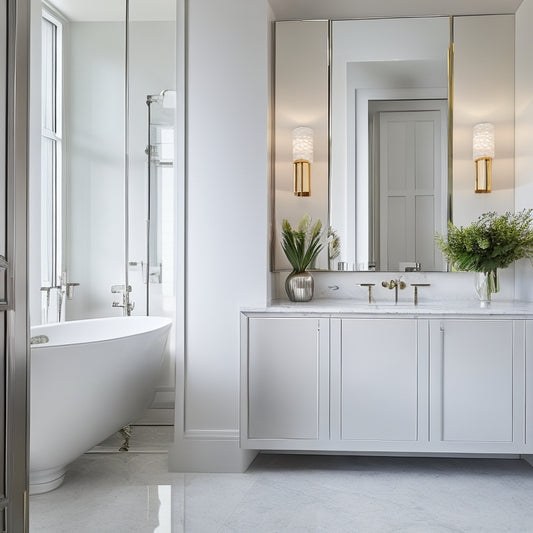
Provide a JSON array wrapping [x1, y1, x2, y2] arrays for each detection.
[[292, 127, 313, 196], [473, 122, 495, 193]]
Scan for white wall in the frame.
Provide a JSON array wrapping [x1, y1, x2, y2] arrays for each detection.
[[169, 0, 269, 472], [515, 0, 533, 301], [66, 21, 126, 320]]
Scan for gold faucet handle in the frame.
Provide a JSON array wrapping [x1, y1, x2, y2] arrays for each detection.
[[360, 283, 375, 303], [399, 280, 407, 290], [410, 283, 431, 305]]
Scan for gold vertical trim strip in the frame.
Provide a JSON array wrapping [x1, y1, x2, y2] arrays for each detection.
[[447, 16, 454, 225], [327, 20, 332, 230]]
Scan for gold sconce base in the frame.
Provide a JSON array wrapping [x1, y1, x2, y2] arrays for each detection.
[[293, 159, 311, 196], [475, 157, 492, 193]]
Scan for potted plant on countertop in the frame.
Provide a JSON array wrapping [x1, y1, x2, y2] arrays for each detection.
[[281, 215, 324, 302], [436, 209, 533, 304]]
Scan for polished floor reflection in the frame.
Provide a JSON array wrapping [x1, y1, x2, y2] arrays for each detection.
[[30, 447, 533, 532]]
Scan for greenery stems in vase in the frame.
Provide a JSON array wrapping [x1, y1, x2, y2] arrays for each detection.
[[327, 226, 340, 270], [436, 209, 533, 274], [281, 215, 324, 273], [436, 209, 533, 303]]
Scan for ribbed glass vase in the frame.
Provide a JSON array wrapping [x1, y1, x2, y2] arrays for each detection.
[[285, 270, 314, 302]]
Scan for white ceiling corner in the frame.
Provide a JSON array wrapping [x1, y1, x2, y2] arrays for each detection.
[[268, 0, 524, 21], [47, 0, 176, 22]]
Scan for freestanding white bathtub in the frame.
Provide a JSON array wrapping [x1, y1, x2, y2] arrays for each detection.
[[29, 316, 172, 495]]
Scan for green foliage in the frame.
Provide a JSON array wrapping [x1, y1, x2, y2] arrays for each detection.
[[327, 226, 340, 261], [436, 209, 533, 273], [281, 215, 324, 273]]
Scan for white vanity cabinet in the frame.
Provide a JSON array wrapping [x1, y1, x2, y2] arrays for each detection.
[[429, 319, 526, 452], [240, 309, 533, 456], [240, 316, 330, 449], [332, 318, 428, 448]]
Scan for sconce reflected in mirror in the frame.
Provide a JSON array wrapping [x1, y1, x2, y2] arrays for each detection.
[[473, 122, 495, 193], [292, 127, 313, 196]]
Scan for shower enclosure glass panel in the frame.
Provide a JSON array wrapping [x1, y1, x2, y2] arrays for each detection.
[[127, 1, 176, 318], [127, 1, 177, 410], [146, 93, 175, 311], [38, 0, 177, 413]]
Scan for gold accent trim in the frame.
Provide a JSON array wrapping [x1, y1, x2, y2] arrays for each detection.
[[447, 16, 454, 223], [475, 157, 492, 193], [293, 159, 311, 196]]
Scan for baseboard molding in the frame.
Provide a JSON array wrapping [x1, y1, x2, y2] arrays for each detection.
[[168, 431, 257, 473], [264, 451, 522, 459], [521, 455, 533, 467]]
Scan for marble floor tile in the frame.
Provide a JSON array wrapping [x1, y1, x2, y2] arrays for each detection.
[[30, 451, 533, 533]]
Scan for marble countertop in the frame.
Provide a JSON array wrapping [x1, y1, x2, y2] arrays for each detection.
[[242, 299, 533, 318]]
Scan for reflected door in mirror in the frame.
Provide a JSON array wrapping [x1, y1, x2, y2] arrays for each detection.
[[373, 104, 446, 271]]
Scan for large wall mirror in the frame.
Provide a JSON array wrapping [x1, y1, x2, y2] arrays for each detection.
[[273, 15, 515, 273]]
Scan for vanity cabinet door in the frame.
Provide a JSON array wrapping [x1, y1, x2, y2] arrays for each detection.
[[337, 318, 423, 444], [241, 316, 330, 449], [430, 320, 525, 451]]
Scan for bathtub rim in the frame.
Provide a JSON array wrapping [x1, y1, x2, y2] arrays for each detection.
[[30, 315, 172, 349]]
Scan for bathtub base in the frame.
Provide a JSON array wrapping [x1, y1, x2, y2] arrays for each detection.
[[30, 316, 172, 495], [30, 466, 67, 495]]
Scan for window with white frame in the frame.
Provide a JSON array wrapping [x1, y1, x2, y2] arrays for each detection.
[[41, 9, 62, 293]]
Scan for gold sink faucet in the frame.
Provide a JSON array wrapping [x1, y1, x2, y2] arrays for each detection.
[[381, 279, 406, 303]]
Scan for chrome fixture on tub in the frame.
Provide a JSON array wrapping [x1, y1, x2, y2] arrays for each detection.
[[381, 279, 406, 303], [111, 285, 135, 316], [40, 272, 79, 322]]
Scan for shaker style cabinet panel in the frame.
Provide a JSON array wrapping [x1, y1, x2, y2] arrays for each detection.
[[430, 320, 525, 450], [241, 312, 531, 455], [339, 319, 420, 442], [241, 316, 329, 447]]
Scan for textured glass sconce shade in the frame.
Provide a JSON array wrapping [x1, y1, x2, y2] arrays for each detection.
[[292, 127, 313, 196], [473, 123, 495, 193]]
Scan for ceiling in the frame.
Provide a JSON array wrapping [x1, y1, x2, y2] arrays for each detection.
[[47, 0, 175, 21], [268, 0, 524, 20], [47, 0, 524, 23]]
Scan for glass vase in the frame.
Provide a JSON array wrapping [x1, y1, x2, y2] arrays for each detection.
[[474, 270, 499, 306], [285, 270, 314, 302]]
